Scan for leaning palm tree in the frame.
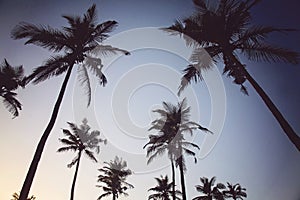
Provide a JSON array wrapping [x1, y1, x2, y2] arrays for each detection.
[[145, 98, 211, 200], [148, 175, 182, 200], [96, 156, 134, 200], [223, 182, 247, 200], [192, 176, 225, 200], [11, 192, 35, 200], [58, 118, 106, 200], [164, 0, 300, 151], [0, 59, 25, 117], [11, 4, 129, 200]]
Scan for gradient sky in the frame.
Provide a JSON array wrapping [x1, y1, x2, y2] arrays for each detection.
[[1, 0, 300, 200]]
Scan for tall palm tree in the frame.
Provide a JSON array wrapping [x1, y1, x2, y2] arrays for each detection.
[[144, 130, 178, 200], [164, 0, 300, 151], [0, 59, 25, 117], [192, 176, 225, 200], [148, 175, 182, 200], [96, 156, 134, 200], [11, 4, 129, 200], [11, 192, 35, 200], [145, 98, 211, 200], [223, 182, 247, 200], [57, 118, 106, 200]]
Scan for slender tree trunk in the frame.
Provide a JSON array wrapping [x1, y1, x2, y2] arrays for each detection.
[[178, 157, 186, 200], [112, 192, 116, 200], [170, 158, 176, 200], [19, 65, 74, 200], [70, 151, 82, 200], [243, 68, 300, 152]]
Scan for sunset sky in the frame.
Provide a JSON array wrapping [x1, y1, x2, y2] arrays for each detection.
[[1, 0, 300, 200]]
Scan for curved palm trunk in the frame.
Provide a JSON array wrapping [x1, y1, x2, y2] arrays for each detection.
[[170, 158, 176, 200], [70, 151, 82, 200], [19, 65, 74, 200], [243, 68, 300, 152], [178, 157, 187, 200]]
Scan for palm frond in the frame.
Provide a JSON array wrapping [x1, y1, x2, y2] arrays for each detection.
[[57, 145, 77, 152], [83, 55, 107, 87], [178, 64, 203, 95], [91, 44, 130, 57], [93, 20, 118, 42], [67, 154, 79, 168], [28, 55, 70, 84], [97, 192, 112, 200], [77, 65, 92, 106], [58, 138, 77, 146], [11, 22, 69, 52], [236, 26, 296, 46], [2, 92, 22, 118], [241, 43, 299, 64], [84, 149, 97, 162]]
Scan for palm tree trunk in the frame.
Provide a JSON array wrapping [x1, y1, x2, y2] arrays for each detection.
[[171, 158, 176, 200], [243, 68, 300, 151], [70, 151, 82, 200], [19, 65, 74, 200], [178, 157, 187, 200]]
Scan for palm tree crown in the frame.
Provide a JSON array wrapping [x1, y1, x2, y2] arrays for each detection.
[[164, 0, 300, 151], [0, 59, 25, 117], [193, 176, 226, 200], [12, 4, 129, 105], [148, 175, 182, 200], [223, 182, 247, 200], [97, 156, 134, 200], [58, 118, 106, 167]]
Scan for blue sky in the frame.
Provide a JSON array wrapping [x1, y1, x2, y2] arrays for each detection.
[[0, 0, 300, 199]]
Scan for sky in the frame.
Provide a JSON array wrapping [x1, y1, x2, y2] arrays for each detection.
[[1, 0, 300, 200]]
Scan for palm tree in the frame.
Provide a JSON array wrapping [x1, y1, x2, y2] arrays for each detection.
[[164, 0, 300, 151], [144, 98, 211, 200], [11, 4, 129, 200], [57, 118, 106, 200], [0, 59, 25, 118], [96, 156, 134, 200], [11, 192, 35, 200], [148, 175, 182, 200], [223, 183, 247, 200], [192, 177, 225, 200], [144, 130, 178, 200]]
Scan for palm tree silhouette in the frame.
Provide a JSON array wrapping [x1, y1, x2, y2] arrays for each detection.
[[11, 4, 129, 200], [96, 156, 134, 200], [148, 175, 182, 200], [57, 118, 106, 200], [0, 59, 25, 118], [192, 176, 225, 200], [164, 0, 300, 151], [144, 98, 211, 200], [144, 129, 178, 200], [223, 182, 247, 200], [11, 192, 35, 200]]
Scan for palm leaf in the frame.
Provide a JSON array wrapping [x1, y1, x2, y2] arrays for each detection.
[[57, 146, 77, 152], [28, 55, 70, 84], [83, 55, 107, 87], [11, 22, 69, 52], [178, 64, 203, 95], [84, 149, 97, 162], [77, 65, 92, 106], [2, 92, 22, 118]]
